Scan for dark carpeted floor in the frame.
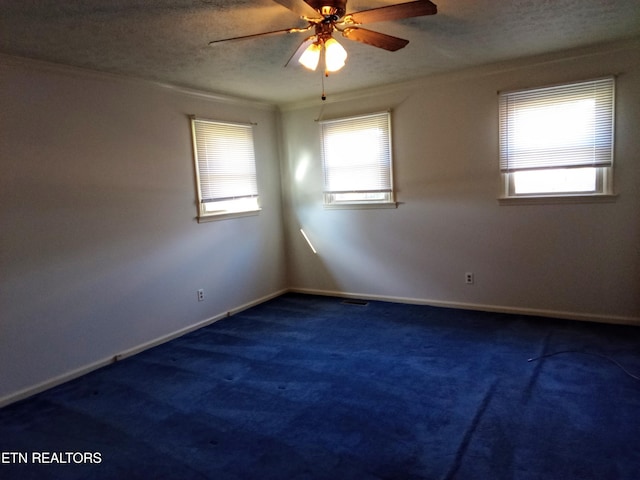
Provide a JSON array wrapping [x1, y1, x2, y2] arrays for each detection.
[[1, 293, 639, 479]]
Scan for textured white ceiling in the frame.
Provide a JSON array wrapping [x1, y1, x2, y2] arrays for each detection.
[[1, 0, 639, 105]]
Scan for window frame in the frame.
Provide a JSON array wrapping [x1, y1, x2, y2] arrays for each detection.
[[498, 77, 616, 204], [190, 116, 261, 222], [319, 111, 397, 209]]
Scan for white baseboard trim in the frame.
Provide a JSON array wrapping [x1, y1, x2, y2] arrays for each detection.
[[289, 288, 640, 326], [0, 288, 288, 409], [0, 357, 117, 410], [110, 288, 289, 364], [2, 287, 636, 408]]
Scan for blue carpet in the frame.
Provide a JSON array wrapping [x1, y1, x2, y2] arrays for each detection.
[[1, 293, 639, 479]]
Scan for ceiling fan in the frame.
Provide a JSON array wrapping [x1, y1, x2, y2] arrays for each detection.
[[209, 0, 437, 75]]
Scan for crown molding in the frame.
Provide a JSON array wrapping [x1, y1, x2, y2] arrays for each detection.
[[279, 35, 640, 112], [0, 53, 277, 111]]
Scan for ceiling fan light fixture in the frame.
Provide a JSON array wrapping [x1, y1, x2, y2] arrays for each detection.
[[299, 42, 322, 71], [324, 37, 347, 72]]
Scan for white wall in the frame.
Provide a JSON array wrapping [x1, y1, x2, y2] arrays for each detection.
[[280, 40, 640, 323], [0, 57, 287, 404], [1, 39, 638, 406]]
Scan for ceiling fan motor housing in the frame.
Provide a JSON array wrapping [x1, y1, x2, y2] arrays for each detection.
[[306, 0, 347, 19], [314, 22, 335, 41]]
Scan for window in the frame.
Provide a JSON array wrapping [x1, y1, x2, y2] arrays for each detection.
[[499, 77, 615, 201], [190, 117, 260, 221], [320, 111, 395, 208]]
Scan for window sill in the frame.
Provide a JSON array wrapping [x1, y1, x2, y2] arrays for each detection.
[[498, 194, 618, 206], [323, 202, 398, 210], [197, 208, 261, 223]]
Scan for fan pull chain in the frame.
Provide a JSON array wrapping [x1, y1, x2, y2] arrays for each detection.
[[321, 68, 326, 101]]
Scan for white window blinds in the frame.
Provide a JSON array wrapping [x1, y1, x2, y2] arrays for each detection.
[[320, 112, 392, 194], [499, 77, 614, 173], [191, 118, 258, 204]]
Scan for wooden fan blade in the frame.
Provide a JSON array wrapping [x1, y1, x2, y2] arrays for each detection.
[[272, 0, 321, 19], [285, 36, 316, 67], [209, 26, 309, 45], [342, 27, 409, 51], [346, 0, 437, 25]]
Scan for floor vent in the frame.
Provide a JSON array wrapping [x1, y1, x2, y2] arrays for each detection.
[[341, 299, 369, 306]]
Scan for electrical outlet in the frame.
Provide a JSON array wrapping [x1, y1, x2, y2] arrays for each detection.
[[465, 272, 474, 285], [197, 289, 205, 301]]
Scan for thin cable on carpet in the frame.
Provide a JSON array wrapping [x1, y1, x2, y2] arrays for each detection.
[[528, 350, 640, 382]]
